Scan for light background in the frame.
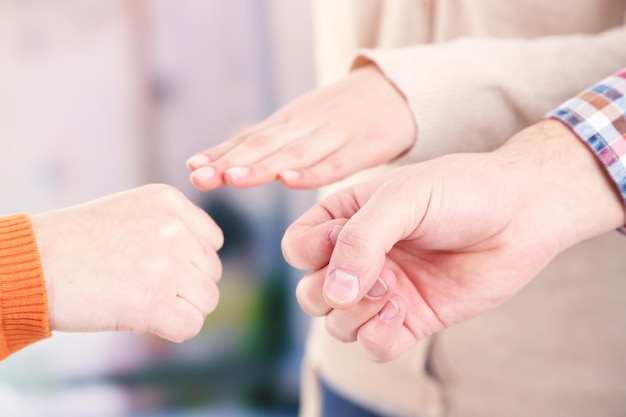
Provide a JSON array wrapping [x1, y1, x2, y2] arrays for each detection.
[[0, 1, 318, 416]]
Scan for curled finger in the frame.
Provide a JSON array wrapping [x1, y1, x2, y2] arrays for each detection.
[[356, 295, 417, 363], [295, 269, 332, 317], [282, 218, 347, 270], [324, 270, 396, 343]]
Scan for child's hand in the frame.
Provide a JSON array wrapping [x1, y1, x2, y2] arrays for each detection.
[[32, 184, 224, 343]]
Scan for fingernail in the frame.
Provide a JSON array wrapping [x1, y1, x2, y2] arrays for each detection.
[[279, 170, 301, 182], [187, 154, 210, 169], [191, 166, 216, 182], [328, 226, 341, 245], [378, 299, 399, 321], [366, 277, 388, 299], [325, 269, 360, 304], [225, 166, 250, 181]]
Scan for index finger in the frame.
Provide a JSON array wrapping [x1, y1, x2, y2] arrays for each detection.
[[281, 181, 379, 270], [167, 188, 224, 251], [281, 214, 346, 271]]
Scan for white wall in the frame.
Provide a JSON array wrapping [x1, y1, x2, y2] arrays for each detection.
[[0, 1, 144, 215], [0, 1, 316, 415]]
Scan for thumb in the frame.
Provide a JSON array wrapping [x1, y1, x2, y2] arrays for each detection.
[[323, 177, 430, 309]]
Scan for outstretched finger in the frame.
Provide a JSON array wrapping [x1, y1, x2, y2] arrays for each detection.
[[278, 143, 396, 189], [186, 115, 284, 171], [223, 128, 348, 189], [189, 123, 315, 190]]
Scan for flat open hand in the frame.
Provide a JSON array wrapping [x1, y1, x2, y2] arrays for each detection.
[[187, 64, 416, 190]]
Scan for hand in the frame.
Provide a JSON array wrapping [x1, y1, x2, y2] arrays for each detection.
[[281, 120, 625, 362], [31, 184, 224, 343], [186, 64, 416, 190]]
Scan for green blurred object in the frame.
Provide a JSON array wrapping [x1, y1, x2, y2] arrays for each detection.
[[239, 268, 292, 410], [241, 269, 290, 360]]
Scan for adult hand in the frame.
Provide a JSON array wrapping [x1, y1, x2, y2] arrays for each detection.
[[31, 184, 224, 343], [186, 64, 416, 190], [282, 120, 625, 362]]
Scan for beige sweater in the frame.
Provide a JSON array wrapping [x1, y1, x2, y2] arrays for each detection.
[[300, 1, 626, 417]]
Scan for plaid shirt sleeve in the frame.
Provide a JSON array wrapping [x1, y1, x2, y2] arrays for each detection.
[[548, 68, 626, 232]]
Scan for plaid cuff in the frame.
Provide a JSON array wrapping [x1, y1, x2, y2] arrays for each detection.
[[548, 68, 626, 233]]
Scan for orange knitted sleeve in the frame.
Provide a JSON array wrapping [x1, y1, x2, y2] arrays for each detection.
[[0, 213, 51, 360]]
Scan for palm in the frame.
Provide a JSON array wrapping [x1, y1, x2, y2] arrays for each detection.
[[386, 241, 544, 342], [284, 121, 622, 362], [288, 156, 562, 360], [373, 158, 559, 341]]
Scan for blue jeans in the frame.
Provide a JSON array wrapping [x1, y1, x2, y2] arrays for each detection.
[[321, 379, 385, 417]]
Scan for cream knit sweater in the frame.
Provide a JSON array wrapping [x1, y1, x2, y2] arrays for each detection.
[[300, 1, 626, 416]]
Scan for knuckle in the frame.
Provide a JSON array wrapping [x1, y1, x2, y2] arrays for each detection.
[[187, 315, 205, 338], [203, 287, 220, 315], [284, 143, 307, 161], [146, 182, 176, 196], [196, 250, 222, 283], [281, 226, 328, 270], [214, 260, 223, 282], [206, 257, 223, 283], [295, 282, 315, 315], [281, 229, 308, 269], [326, 156, 345, 174], [365, 349, 394, 363], [280, 234, 296, 266], [175, 314, 204, 343], [363, 345, 392, 363], [358, 332, 397, 363], [247, 134, 274, 151], [335, 224, 371, 253], [213, 226, 225, 250], [295, 280, 327, 317], [325, 319, 356, 343], [151, 183, 186, 207], [142, 276, 171, 310], [157, 214, 188, 241], [301, 157, 346, 187]]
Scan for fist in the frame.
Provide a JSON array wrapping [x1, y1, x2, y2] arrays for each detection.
[[32, 184, 224, 343]]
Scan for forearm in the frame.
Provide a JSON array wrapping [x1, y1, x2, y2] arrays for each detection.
[[355, 25, 626, 162], [495, 67, 626, 248], [496, 120, 625, 252], [547, 68, 626, 221]]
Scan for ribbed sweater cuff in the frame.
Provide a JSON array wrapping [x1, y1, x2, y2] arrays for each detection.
[[0, 213, 51, 360]]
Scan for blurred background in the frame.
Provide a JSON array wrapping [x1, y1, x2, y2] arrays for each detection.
[[0, 1, 318, 416]]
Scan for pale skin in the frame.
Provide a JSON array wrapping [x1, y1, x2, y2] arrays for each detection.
[[184, 59, 624, 362], [186, 64, 416, 190], [281, 120, 625, 362], [31, 184, 224, 343]]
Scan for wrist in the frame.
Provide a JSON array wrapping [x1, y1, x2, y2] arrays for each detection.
[[496, 120, 625, 251], [349, 62, 417, 161]]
